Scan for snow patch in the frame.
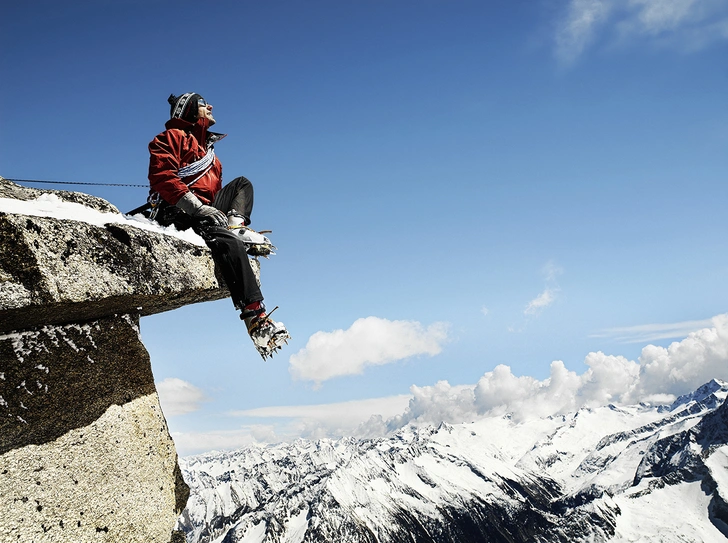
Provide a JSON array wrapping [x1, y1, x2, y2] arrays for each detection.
[[0, 322, 102, 420], [0, 193, 205, 246], [178, 383, 728, 543]]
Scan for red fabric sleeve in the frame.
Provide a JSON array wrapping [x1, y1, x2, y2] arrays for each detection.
[[148, 128, 190, 206]]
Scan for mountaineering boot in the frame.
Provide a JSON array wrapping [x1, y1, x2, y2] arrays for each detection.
[[227, 211, 246, 228], [241, 302, 291, 360], [241, 300, 265, 321], [248, 317, 290, 360], [227, 213, 276, 257]]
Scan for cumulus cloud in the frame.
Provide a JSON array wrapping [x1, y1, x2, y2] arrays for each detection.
[[555, 0, 728, 63], [637, 314, 728, 396], [289, 317, 449, 385], [174, 314, 728, 453], [156, 377, 207, 416], [387, 381, 481, 430], [387, 314, 728, 430]]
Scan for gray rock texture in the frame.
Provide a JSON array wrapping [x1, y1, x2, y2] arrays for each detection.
[[0, 177, 235, 333], [0, 179, 235, 542], [0, 315, 188, 542], [0, 177, 120, 213]]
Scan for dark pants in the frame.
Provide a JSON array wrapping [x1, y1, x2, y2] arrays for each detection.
[[155, 176, 262, 310], [212, 176, 254, 226]]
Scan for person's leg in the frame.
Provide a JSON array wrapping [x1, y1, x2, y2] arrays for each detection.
[[195, 221, 288, 358], [212, 176, 255, 226], [194, 224, 263, 310]]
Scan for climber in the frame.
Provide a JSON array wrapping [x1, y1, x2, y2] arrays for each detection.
[[147, 92, 289, 359]]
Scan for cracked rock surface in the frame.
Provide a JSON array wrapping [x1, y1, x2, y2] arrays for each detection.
[[0, 179, 229, 542], [0, 177, 232, 333]]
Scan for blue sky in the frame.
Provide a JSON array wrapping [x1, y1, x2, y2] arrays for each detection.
[[2, 0, 728, 454]]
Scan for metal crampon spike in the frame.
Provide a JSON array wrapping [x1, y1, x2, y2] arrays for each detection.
[[249, 317, 291, 360], [229, 225, 277, 257]]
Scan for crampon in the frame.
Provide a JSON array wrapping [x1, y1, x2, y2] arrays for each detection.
[[245, 307, 290, 360], [229, 225, 277, 257]]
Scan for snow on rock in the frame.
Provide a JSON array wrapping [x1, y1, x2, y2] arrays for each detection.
[[670, 378, 728, 411], [0, 192, 207, 246], [0, 177, 234, 333], [0, 179, 239, 542], [179, 380, 728, 543], [0, 314, 189, 542]]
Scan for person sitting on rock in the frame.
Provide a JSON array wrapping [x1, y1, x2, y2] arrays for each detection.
[[147, 92, 289, 359]]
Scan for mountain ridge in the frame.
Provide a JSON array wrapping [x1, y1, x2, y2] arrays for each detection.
[[178, 379, 728, 542]]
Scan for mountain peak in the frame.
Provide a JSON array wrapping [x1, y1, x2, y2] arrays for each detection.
[[670, 379, 728, 411], [179, 380, 728, 542]]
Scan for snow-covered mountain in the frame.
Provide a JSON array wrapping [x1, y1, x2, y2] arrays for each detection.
[[177, 379, 728, 542]]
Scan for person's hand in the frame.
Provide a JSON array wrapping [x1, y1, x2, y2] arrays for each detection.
[[195, 204, 228, 227], [175, 192, 227, 227]]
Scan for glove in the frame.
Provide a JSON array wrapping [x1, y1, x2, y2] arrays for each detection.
[[175, 192, 227, 227]]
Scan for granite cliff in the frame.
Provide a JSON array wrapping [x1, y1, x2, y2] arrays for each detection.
[[0, 177, 231, 542]]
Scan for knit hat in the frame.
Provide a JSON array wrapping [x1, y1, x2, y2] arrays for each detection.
[[168, 93, 204, 122]]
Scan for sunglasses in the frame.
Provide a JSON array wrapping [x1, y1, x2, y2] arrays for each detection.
[[197, 97, 208, 108]]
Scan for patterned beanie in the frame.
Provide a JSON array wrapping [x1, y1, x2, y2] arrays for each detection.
[[168, 93, 204, 122]]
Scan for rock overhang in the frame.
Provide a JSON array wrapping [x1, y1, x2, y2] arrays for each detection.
[[0, 177, 230, 333]]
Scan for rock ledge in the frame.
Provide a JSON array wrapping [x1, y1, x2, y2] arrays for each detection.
[[0, 179, 224, 542]]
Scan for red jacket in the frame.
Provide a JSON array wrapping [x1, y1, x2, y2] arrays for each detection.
[[148, 117, 226, 205]]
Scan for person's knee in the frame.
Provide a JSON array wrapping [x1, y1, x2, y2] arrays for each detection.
[[228, 176, 255, 223], [231, 176, 254, 192]]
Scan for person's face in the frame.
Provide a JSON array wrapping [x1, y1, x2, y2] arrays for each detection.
[[197, 98, 215, 125]]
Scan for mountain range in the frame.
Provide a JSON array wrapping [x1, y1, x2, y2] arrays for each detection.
[[177, 379, 728, 542]]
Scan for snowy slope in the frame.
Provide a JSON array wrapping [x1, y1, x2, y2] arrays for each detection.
[[178, 380, 728, 543]]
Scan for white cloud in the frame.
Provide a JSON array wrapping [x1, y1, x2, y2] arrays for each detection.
[[628, 0, 702, 34], [555, 0, 613, 64], [232, 395, 409, 427], [543, 260, 564, 282], [637, 313, 728, 396], [554, 0, 728, 63], [523, 261, 562, 317], [171, 428, 259, 456], [524, 288, 558, 315], [172, 314, 728, 454], [156, 377, 207, 416], [230, 395, 412, 441], [288, 317, 449, 385], [590, 317, 713, 343], [389, 313, 728, 429], [172, 395, 412, 454], [387, 381, 481, 430]]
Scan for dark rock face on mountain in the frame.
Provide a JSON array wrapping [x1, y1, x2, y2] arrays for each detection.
[[179, 380, 728, 543], [0, 178, 229, 542]]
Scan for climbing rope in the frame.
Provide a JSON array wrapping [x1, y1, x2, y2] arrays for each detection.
[[6, 178, 148, 188]]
